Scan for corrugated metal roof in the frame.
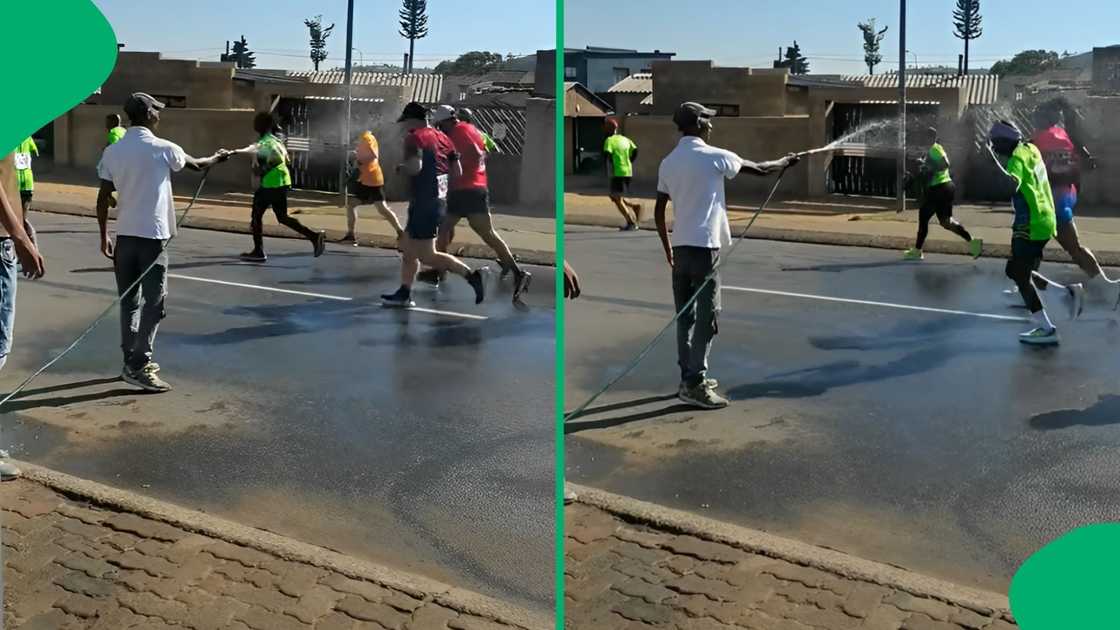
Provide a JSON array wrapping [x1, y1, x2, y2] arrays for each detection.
[[840, 73, 1000, 105], [607, 73, 653, 94], [287, 71, 444, 104], [640, 94, 653, 106]]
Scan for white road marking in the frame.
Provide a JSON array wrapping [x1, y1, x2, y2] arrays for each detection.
[[723, 285, 1030, 322], [403, 306, 489, 321], [168, 274, 353, 301], [170, 273, 489, 320]]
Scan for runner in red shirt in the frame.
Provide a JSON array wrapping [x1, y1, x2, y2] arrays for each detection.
[[380, 102, 485, 308], [422, 105, 531, 303]]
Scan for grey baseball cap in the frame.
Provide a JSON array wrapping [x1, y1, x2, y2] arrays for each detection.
[[673, 102, 717, 130], [123, 92, 165, 121]]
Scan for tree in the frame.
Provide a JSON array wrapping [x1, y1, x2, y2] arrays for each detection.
[[775, 41, 809, 75], [858, 19, 889, 75], [399, 0, 429, 74], [989, 50, 1061, 77], [304, 15, 335, 72], [230, 36, 255, 69], [433, 51, 505, 75], [952, 0, 983, 75]]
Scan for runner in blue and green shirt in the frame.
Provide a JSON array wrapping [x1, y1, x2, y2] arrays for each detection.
[[988, 120, 1067, 346]]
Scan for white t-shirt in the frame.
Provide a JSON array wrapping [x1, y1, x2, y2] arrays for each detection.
[[97, 127, 187, 240], [657, 136, 744, 249]]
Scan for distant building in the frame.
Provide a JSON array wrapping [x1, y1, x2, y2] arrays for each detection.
[[536, 47, 674, 97], [1092, 46, 1120, 94]]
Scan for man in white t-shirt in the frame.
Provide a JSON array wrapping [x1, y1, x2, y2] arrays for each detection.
[[96, 93, 229, 392], [654, 102, 798, 409]]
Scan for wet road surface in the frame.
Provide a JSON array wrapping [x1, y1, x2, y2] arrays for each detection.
[[1, 213, 555, 612], [565, 225, 1120, 594]]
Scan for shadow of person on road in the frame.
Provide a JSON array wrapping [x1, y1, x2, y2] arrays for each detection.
[[1, 377, 143, 413], [564, 393, 690, 433], [1029, 395, 1120, 430]]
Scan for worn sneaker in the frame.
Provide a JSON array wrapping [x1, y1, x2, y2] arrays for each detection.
[[969, 238, 983, 259], [313, 232, 327, 257], [0, 460, 21, 482], [339, 233, 359, 246], [903, 248, 924, 261], [467, 269, 486, 304], [678, 378, 719, 397], [620, 223, 639, 232], [564, 489, 578, 505], [381, 287, 415, 308], [678, 383, 729, 409], [122, 363, 172, 393], [513, 268, 532, 303], [1068, 283, 1085, 320], [240, 251, 267, 263], [1019, 326, 1059, 346]]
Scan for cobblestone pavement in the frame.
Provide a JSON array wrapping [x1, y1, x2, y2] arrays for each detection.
[[565, 503, 1018, 630], [2, 479, 528, 629]]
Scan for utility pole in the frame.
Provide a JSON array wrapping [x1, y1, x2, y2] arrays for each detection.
[[341, 0, 355, 205], [897, 0, 907, 213]]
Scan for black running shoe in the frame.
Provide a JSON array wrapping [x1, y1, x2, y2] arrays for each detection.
[[240, 251, 267, 263], [381, 287, 414, 308], [467, 270, 486, 304], [513, 268, 532, 303], [313, 232, 326, 257]]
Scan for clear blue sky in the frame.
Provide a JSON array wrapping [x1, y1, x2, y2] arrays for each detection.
[[566, 0, 1120, 74], [92, 0, 555, 70]]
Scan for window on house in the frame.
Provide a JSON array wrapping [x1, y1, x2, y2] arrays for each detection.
[[564, 66, 577, 79], [151, 95, 187, 108], [706, 104, 740, 117]]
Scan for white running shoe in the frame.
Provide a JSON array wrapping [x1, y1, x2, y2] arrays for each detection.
[[1019, 326, 1059, 346], [1068, 283, 1085, 320]]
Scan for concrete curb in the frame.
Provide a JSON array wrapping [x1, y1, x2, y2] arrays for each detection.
[[8, 460, 551, 630], [566, 482, 1014, 624], [564, 212, 1120, 267], [35, 204, 557, 268]]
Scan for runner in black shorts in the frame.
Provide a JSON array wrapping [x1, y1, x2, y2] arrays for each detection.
[[342, 128, 403, 243], [903, 128, 982, 260], [380, 102, 485, 308], [427, 105, 531, 302]]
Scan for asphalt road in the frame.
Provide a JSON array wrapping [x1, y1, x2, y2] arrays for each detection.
[[565, 225, 1120, 594], [0, 213, 556, 612]]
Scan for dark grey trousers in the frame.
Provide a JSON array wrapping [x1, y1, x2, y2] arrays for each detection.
[[114, 236, 168, 370], [672, 246, 721, 388]]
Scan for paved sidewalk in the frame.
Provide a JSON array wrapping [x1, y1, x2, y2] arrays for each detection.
[[2, 464, 546, 630], [565, 191, 1120, 266], [565, 485, 1017, 630], [28, 176, 556, 266]]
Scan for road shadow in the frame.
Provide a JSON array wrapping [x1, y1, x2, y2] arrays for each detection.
[[1029, 395, 1120, 430], [564, 393, 691, 433], [727, 346, 960, 400], [1, 377, 142, 413]]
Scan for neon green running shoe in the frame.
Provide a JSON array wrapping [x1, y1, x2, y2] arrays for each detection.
[[903, 248, 924, 261], [969, 238, 983, 259]]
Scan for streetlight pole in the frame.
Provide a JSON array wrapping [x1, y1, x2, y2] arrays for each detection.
[[352, 47, 364, 68], [341, 0, 355, 205], [897, 0, 907, 213], [907, 49, 918, 70]]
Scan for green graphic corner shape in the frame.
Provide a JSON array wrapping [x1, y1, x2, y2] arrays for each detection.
[[1009, 522, 1120, 629], [0, 0, 118, 154]]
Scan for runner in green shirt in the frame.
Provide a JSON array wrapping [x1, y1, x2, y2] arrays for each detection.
[[903, 127, 981, 260], [988, 119, 1066, 346], [13, 137, 38, 213], [231, 112, 325, 263], [106, 114, 127, 147], [603, 118, 643, 231]]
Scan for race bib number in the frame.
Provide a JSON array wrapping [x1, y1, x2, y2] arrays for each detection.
[[437, 174, 449, 200], [13, 152, 31, 170]]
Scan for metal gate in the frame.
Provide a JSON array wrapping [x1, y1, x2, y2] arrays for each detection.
[[274, 96, 390, 193]]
